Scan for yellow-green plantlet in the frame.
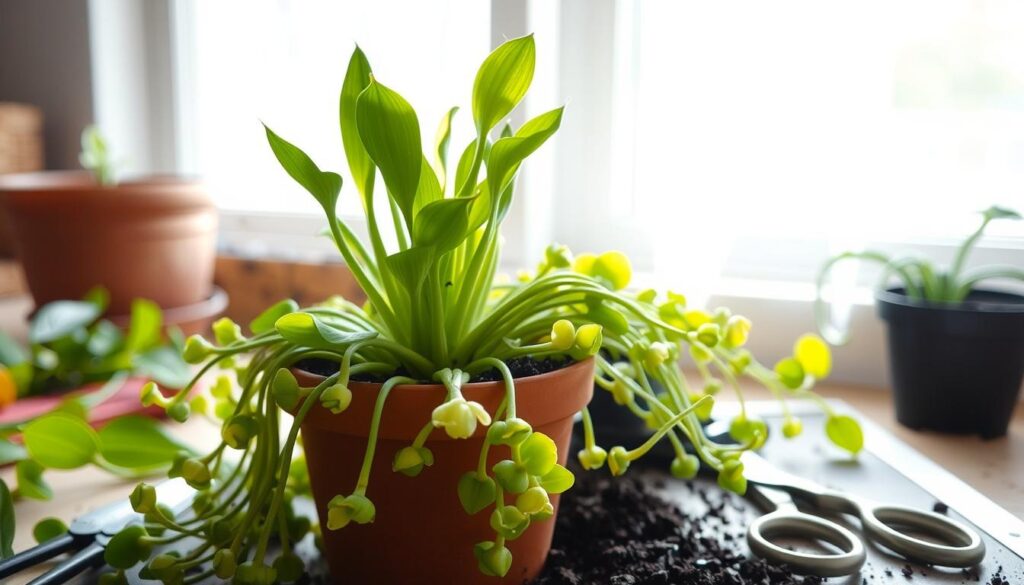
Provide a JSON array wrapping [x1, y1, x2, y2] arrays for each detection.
[[112, 36, 855, 583]]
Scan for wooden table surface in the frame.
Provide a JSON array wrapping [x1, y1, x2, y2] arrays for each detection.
[[1, 292, 1022, 582]]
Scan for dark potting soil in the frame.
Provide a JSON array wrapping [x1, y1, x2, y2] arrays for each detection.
[[532, 472, 814, 585], [292, 356, 570, 384]]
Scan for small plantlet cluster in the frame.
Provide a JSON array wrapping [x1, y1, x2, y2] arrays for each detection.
[[99, 36, 857, 583]]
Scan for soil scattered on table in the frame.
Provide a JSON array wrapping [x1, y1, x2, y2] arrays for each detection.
[[533, 472, 815, 585]]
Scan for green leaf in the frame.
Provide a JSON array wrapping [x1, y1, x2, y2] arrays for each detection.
[[23, 413, 100, 469], [454, 139, 479, 196], [412, 156, 443, 218], [134, 346, 191, 389], [0, 438, 26, 466], [275, 312, 377, 350], [412, 197, 475, 252], [0, 479, 13, 558], [983, 205, 1021, 221], [538, 464, 574, 494], [86, 320, 124, 358], [125, 299, 162, 353], [29, 300, 102, 344], [519, 432, 557, 476], [340, 46, 376, 202], [264, 124, 343, 214], [434, 106, 459, 192], [486, 107, 564, 201], [383, 246, 437, 299], [492, 459, 530, 494], [458, 472, 496, 515], [98, 416, 192, 471], [472, 35, 536, 133], [250, 299, 299, 334], [355, 79, 422, 226], [33, 517, 68, 544], [16, 460, 52, 500], [825, 415, 863, 455]]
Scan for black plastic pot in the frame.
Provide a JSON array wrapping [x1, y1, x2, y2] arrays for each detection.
[[877, 287, 1024, 438]]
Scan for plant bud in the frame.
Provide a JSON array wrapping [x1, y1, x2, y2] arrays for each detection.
[[723, 315, 752, 348], [486, 417, 532, 446], [570, 324, 603, 360], [210, 375, 233, 398], [549, 319, 576, 351], [492, 460, 530, 494], [326, 494, 375, 530], [670, 454, 700, 479], [543, 243, 573, 269], [130, 483, 157, 514], [682, 309, 711, 330], [729, 349, 752, 374], [473, 541, 513, 578], [222, 414, 258, 449], [234, 561, 277, 585], [717, 459, 747, 495], [610, 379, 633, 405], [181, 458, 212, 490], [190, 394, 209, 416], [782, 416, 803, 438], [696, 323, 721, 347], [320, 384, 353, 414], [392, 446, 434, 477], [139, 382, 165, 407], [490, 505, 530, 540], [167, 402, 190, 423], [212, 317, 244, 346], [644, 342, 672, 371], [213, 549, 237, 579], [794, 333, 832, 379], [99, 571, 129, 585], [274, 552, 305, 583], [688, 342, 712, 364], [607, 446, 631, 476], [272, 369, 301, 410], [689, 393, 715, 420], [515, 486, 550, 516], [577, 445, 607, 470], [432, 398, 491, 439], [182, 335, 214, 364]]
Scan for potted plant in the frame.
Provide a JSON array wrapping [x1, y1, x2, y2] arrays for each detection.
[[817, 206, 1024, 438], [105, 36, 856, 585], [0, 127, 222, 328]]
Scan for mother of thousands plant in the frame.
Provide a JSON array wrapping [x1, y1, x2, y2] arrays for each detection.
[[111, 35, 858, 584]]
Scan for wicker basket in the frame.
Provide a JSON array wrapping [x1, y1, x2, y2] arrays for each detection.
[[0, 103, 44, 258]]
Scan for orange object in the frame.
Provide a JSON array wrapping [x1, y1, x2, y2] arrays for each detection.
[[0, 171, 217, 316], [296, 358, 595, 585], [0, 366, 16, 408]]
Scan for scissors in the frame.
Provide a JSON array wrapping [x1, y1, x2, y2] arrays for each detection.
[[0, 478, 194, 584], [739, 448, 986, 577]]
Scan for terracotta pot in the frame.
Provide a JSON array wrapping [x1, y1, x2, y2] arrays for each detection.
[[0, 171, 217, 315], [295, 358, 595, 585]]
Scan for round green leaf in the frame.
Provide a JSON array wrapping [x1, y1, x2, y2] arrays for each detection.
[[33, 517, 68, 544], [98, 416, 192, 471], [825, 415, 863, 455], [519, 432, 557, 476], [23, 414, 99, 469], [538, 464, 574, 494], [773, 357, 805, 390], [457, 472, 496, 515], [15, 460, 51, 500]]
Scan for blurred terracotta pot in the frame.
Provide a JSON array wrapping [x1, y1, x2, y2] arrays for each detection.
[[295, 358, 595, 585], [0, 171, 217, 315]]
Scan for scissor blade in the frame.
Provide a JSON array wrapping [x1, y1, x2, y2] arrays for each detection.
[[740, 451, 829, 496]]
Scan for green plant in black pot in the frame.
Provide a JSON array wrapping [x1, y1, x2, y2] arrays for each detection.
[[817, 206, 1024, 437]]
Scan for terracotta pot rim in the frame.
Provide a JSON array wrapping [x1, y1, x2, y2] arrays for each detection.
[[295, 356, 593, 392], [0, 170, 202, 191]]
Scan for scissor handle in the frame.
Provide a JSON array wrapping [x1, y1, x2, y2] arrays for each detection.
[[858, 503, 985, 568], [0, 533, 79, 579], [747, 508, 866, 577]]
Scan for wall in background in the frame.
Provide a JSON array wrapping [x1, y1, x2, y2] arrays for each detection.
[[0, 0, 94, 169]]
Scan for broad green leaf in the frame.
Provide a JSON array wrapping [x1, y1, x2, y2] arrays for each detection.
[[486, 107, 564, 201], [355, 80, 422, 226], [434, 106, 459, 192], [520, 432, 557, 476], [16, 460, 52, 500], [538, 464, 574, 494], [275, 312, 377, 350], [825, 415, 863, 455], [134, 346, 191, 389], [125, 299, 162, 353], [466, 180, 493, 232], [472, 35, 536, 133], [0, 479, 13, 557], [412, 157, 443, 218], [457, 472, 496, 515], [0, 438, 26, 466], [383, 246, 437, 299], [340, 46, 376, 202], [33, 518, 68, 544], [29, 300, 102, 344], [264, 124, 343, 214], [413, 197, 475, 252], [86, 320, 124, 358], [98, 416, 192, 470], [454, 139, 479, 196], [250, 299, 299, 334], [23, 413, 99, 469]]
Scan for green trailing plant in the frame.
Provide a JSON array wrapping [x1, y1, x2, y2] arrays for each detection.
[[0, 292, 192, 556], [816, 205, 1023, 344], [100, 36, 857, 583]]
